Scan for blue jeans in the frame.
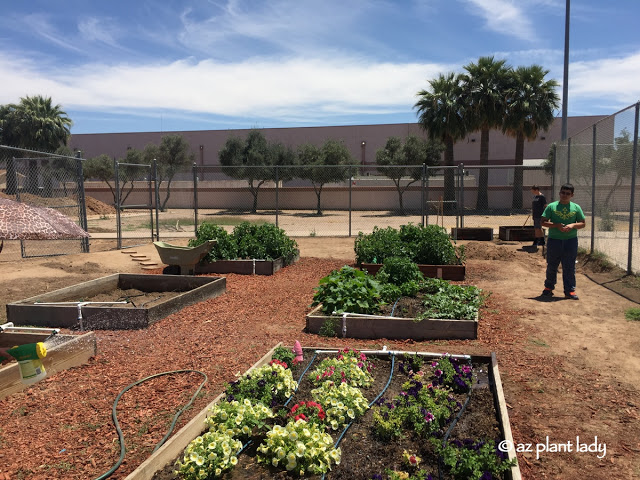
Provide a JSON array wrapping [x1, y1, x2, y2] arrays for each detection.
[[545, 237, 578, 294]]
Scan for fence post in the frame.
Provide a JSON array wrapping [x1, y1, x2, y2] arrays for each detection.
[[591, 125, 596, 254], [421, 163, 426, 227], [551, 145, 557, 202], [458, 163, 465, 229], [192, 162, 198, 237], [348, 166, 353, 237], [147, 162, 154, 243], [628, 102, 639, 274], [567, 138, 571, 184], [425, 166, 430, 226], [275, 166, 279, 228], [114, 158, 121, 249], [75, 152, 89, 253]]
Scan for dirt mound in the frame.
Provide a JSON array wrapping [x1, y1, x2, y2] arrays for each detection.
[[85, 195, 116, 216], [463, 240, 518, 261], [0, 192, 114, 216]]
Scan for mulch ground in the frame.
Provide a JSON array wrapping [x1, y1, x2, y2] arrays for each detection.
[[0, 257, 637, 479]]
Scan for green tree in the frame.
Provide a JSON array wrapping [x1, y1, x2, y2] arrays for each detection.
[[503, 65, 560, 209], [219, 129, 295, 213], [298, 140, 352, 215], [375, 135, 443, 215], [415, 72, 468, 213], [0, 95, 72, 194], [462, 56, 511, 211], [83, 151, 141, 207], [144, 135, 195, 211]]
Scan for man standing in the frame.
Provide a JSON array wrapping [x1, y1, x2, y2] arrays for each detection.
[[541, 183, 586, 300], [530, 185, 547, 246]]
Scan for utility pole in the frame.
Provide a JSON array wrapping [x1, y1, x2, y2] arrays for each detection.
[[561, 0, 570, 141]]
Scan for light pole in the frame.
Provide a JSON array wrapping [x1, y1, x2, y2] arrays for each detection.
[[561, 0, 570, 141]]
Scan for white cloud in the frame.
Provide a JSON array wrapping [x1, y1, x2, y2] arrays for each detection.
[[463, 0, 537, 42], [0, 53, 447, 120]]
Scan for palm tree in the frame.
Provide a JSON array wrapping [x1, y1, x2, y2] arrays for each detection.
[[462, 56, 511, 211], [415, 72, 468, 213], [503, 65, 560, 209], [8, 95, 72, 151], [0, 95, 72, 194]]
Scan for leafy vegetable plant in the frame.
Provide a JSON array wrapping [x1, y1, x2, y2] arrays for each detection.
[[312, 265, 383, 315]]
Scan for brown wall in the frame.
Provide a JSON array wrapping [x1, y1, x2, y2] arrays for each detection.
[[69, 116, 606, 168]]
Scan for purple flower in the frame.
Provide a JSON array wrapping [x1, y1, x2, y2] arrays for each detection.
[[434, 369, 443, 377], [424, 412, 435, 422]]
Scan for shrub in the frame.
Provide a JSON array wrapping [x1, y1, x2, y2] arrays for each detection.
[[272, 346, 296, 367], [188, 221, 299, 263], [354, 224, 461, 266], [311, 265, 382, 315], [377, 257, 424, 302], [189, 223, 238, 261]]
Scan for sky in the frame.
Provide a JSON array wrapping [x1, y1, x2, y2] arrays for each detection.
[[1, 0, 639, 135]]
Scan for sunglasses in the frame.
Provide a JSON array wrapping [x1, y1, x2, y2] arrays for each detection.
[[559, 191, 573, 195]]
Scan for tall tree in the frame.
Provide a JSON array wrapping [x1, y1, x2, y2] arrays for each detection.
[[298, 140, 352, 215], [0, 95, 72, 194], [462, 56, 511, 211], [375, 135, 443, 215], [0, 95, 72, 151], [145, 135, 195, 211], [503, 65, 560, 209], [219, 129, 295, 213], [415, 72, 467, 213]]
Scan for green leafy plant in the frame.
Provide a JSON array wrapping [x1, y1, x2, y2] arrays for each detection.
[[354, 224, 461, 266], [224, 361, 298, 407], [435, 439, 517, 480], [417, 279, 483, 321], [377, 256, 425, 302], [430, 354, 473, 393], [625, 307, 640, 321], [311, 381, 370, 430], [188, 221, 299, 263], [189, 223, 238, 261], [256, 419, 341, 475], [372, 377, 458, 440], [272, 346, 296, 367], [175, 430, 242, 480], [318, 318, 338, 337], [311, 265, 382, 315], [205, 398, 274, 439]]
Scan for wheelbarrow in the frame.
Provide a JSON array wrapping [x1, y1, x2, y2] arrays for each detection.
[[153, 240, 217, 275]]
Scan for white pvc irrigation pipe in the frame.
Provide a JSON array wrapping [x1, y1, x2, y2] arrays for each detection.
[[38, 301, 128, 331], [1, 321, 61, 336], [314, 346, 472, 361]]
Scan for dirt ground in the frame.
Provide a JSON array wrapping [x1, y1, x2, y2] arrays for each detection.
[[1, 237, 639, 479]]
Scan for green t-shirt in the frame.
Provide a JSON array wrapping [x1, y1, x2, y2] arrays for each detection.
[[542, 201, 585, 239]]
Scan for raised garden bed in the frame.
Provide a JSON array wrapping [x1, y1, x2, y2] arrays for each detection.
[[124, 345, 519, 480], [498, 226, 535, 241], [305, 304, 477, 340], [0, 329, 96, 399], [194, 255, 299, 276], [450, 227, 494, 241], [357, 262, 465, 281], [6, 274, 226, 330]]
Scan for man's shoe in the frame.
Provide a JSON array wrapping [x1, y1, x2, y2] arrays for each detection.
[[542, 287, 553, 297], [565, 291, 579, 300]]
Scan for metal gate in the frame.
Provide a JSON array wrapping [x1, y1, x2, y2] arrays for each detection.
[[114, 160, 159, 249]]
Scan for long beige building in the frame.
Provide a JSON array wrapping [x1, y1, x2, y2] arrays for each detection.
[[69, 116, 605, 168]]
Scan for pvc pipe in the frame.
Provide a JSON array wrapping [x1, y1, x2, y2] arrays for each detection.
[[314, 348, 471, 361], [38, 301, 128, 331], [0, 322, 14, 332]]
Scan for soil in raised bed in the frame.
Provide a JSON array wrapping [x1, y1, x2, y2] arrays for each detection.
[[71, 287, 183, 308], [152, 353, 502, 480]]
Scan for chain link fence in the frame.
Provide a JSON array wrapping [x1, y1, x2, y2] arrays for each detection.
[[555, 102, 639, 273], [0, 145, 88, 261]]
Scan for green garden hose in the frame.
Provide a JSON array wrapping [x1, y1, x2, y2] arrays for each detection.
[[93, 369, 208, 480]]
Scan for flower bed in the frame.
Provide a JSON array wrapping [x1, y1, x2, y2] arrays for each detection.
[[126, 345, 519, 480]]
